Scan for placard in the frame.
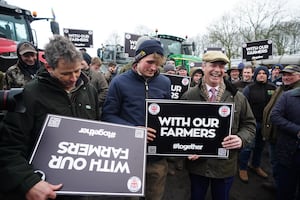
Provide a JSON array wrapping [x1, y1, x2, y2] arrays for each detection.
[[29, 114, 147, 196], [242, 39, 272, 61], [124, 32, 142, 57], [146, 99, 234, 158], [63, 28, 93, 48], [163, 73, 191, 100]]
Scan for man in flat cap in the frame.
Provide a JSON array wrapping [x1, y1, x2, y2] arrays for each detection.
[[182, 51, 256, 200], [270, 65, 300, 199], [262, 64, 300, 191]]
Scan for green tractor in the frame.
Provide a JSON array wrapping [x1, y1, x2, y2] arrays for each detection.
[[155, 34, 202, 72], [122, 32, 202, 73]]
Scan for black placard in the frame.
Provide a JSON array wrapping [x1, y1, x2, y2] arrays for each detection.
[[146, 99, 234, 158], [29, 114, 146, 196], [163, 73, 191, 100], [63, 28, 93, 48], [242, 39, 272, 61]]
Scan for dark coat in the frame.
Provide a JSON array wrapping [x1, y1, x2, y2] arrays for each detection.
[[262, 81, 300, 142], [243, 81, 276, 122], [102, 69, 171, 126], [82, 68, 108, 106], [0, 69, 99, 195], [270, 87, 300, 167], [182, 79, 256, 178]]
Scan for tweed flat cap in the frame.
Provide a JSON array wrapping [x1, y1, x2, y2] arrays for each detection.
[[202, 51, 229, 64]]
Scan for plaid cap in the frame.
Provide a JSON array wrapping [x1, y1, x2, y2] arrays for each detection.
[[202, 51, 229, 64], [280, 65, 300, 73]]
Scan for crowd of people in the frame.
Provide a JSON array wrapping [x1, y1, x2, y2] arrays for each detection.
[[0, 35, 299, 200]]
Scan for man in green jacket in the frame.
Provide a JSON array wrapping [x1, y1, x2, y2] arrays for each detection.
[[182, 51, 256, 200], [0, 35, 100, 200]]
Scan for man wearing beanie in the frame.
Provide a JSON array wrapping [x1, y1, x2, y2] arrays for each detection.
[[163, 64, 176, 74], [239, 66, 276, 183], [269, 64, 283, 86], [102, 39, 171, 200], [82, 52, 92, 66]]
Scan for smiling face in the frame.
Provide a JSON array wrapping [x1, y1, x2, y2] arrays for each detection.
[[21, 52, 38, 66], [230, 69, 240, 79], [242, 67, 254, 82], [178, 68, 188, 76], [272, 68, 281, 78], [202, 61, 226, 87], [282, 72, 300, 85], [192, 72, 203, 84]]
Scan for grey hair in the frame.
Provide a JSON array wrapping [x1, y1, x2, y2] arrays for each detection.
[[44, 35, 82, 68]]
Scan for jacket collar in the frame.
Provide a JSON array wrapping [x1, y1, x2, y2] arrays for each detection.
[[37, 66, 90, 88], [198, 77, 238, 96]]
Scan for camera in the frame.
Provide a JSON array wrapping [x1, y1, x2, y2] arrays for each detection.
[[0, 88, 25, 112]]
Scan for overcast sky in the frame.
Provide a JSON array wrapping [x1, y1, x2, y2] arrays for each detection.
[[5, 0, 300, 56]]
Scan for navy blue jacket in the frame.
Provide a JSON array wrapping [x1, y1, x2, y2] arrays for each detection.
[[102, 69, 171, 126], [270, 87, 300, 167]]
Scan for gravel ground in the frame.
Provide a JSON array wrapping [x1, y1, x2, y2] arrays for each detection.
[[163, 143, 276, 200]]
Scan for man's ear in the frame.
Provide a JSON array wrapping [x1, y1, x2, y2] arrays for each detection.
[[132, 62, 138, 69], [44, 62, 53, 73]]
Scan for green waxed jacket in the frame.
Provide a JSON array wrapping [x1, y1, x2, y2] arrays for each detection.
[[182, 79, 256, 178], [0, 69, 99, 196], [262, 80, 300, 143]]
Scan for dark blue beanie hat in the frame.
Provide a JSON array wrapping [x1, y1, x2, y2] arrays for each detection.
[[253, 66, 269, 80], [271, 64, 283, 71], [135, 39, 164, 62], [82, 52, 91, 65], [238, 62, 245, 70]]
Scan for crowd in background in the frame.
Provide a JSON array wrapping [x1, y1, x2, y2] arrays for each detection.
[[0, 36, 300, 200]]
